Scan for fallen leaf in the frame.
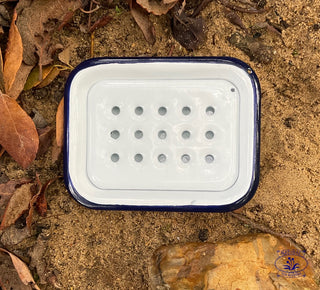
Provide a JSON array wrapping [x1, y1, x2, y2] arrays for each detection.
[[0, 179, 32, 213], [8, 63, 33, 100], [0, 183, 33, 230], [172, 5, 206, 50], [136, 0, 178, 15], [58, 47, 71, 66], [56, 98, 64, 147], [31, 109, 48, 129], [16, 0, 83, 67], [37, 126, 54, 156], [37, 67, 60, 89], [0, 47, 4, 93], [26, 175, 58, 229], [89, 15, 113, 34], [51, 140, 63, 163], [0, 248, 40, 290], [0, 226, 31, 246], [58, 10, 75, 31], [36, 177, 59, 216], [0, 252, 32, 290], [0, 92, 39, 169], [130, 0, 156, 44], [24, 64, 56, 91], [3, 10, 23, 93], [228, 32, 274, 64]]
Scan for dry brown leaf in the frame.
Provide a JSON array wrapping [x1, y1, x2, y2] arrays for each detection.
[[16, 0, 83, 66], [58, 47, 71, 66], [51, 140, 62, 163], [0, 248, 40, 290], [56, 97, 64, 147], [0, 183, 33, 230], [130, 0, 156, 44], [0, 47, 4, 93], [172, 5, 206, 50], [0, 92, 39, 168], [3, 10, 23, 93], [8, 63, 33, 100], [37, 126, 54, 156], [27, 175, 57, 229], [37, 66, 60, 88], [0, 179, 32, 214], [89, 15, 113, 34], [136, 0, 178, 15]]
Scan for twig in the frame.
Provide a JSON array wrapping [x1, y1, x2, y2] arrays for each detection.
[[80, 5, 100, 14], [0, 147, 5, 158], [88, 0, 93, 30], [90, 32, 94, 58], [219, 0, 267, 14], [192, 0, 212, 17], [230, 212, 296, 239], [168, 44, 175, 56]]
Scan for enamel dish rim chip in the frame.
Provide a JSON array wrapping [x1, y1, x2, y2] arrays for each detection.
[[64, 57, 260, 212]]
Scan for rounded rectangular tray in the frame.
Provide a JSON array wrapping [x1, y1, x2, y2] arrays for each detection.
[[64, 57, 260, 211]]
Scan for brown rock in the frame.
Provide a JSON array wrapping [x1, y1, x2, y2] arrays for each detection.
[[149, 234, 318, 290]]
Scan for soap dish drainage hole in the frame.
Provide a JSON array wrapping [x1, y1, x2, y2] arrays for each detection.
[[182, 106, 191, 115], [205, 130, 214, 140], [135, 106, 143, 115], [205, 154, 214, 163], [158, 106, 167, 116], [134, 154, 143, 162], [206, 106, 215, 116], [112, 106, 120, 115], [158, 130, 167, 139], [158, 154, 167, 163], [111, 153, 120, 162], [110, 130, 120, 139], [182, 130, 191, 139], [181, 154, 191, 163], [134, 130, 143, 139]]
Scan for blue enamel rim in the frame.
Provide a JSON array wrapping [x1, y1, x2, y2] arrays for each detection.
[[64, 57, 261, 212]]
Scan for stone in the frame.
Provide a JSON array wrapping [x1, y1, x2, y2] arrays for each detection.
[[149, 234, 318, 290]]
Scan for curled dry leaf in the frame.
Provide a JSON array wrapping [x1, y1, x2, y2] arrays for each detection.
[[172, 6, 206, 50], [56, 98, 64, 147], [16, 0, 83, 67], [0, 48, 4, 93], [27, 175, 58, 229], [8, 63, 33, 100], [24, 64, 55, 91], [0, 179, 32, 214], [37, 66, 60, 88], [3, 9, 23, 93], [0, 248, 40, 290], [0, 183, 33, 230], [89, 15, 113, 34], [37, 126, 54, 156], [130, 0, 156, 44], [0, 92, 39, 169], [136, 0, 178, 15]]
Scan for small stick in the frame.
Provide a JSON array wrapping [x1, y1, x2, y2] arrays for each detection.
[[0, 147, 5, 158], [168, 44, 175, 56], [219, 0, 267, 14], [80, 5, 100, 14], [192, 0, 212, 17], [90, 32, 94, 58], [229, 212, 296, 240]]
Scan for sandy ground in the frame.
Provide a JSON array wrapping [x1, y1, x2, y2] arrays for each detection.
[[1, 0, 320, 289]]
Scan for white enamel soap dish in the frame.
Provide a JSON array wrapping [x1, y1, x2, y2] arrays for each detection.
[[64, 57, 260, 211]]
